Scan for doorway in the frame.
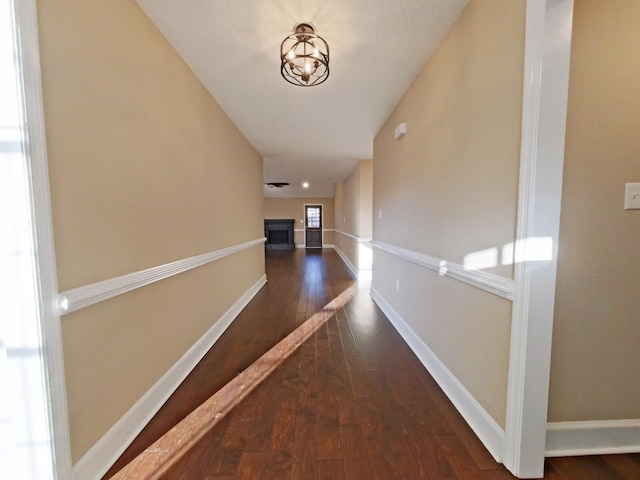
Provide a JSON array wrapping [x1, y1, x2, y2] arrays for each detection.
[[1, 0, 70, 477], [304, 205, 323, 248]]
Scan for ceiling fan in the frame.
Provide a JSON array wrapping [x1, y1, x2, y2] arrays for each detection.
[[264, 182, 290, 188]]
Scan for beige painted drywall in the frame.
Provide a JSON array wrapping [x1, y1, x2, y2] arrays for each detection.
[[333, 182, 357, 266], [263, 197, 335, 246], [61, 248, 264, 460], [359, 160, 373, 238], [548, 0, 640, 422], [372, 0, 525, 427], [374, 249, 512, 424], [374, 0, 523, 280], [37, 0, 264, 461], [334, 160, 373, 270]]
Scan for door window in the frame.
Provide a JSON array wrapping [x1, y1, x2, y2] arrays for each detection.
[[305, 206, 321, 228]]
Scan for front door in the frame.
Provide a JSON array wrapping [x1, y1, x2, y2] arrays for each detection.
[[305, 205, 323, 248]]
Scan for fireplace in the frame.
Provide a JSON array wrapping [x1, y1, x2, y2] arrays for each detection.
[[264, 219, 295, 250], [268, 230, 289, 244]]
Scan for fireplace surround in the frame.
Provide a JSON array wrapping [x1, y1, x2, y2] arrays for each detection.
[[264, 219, 295, 250]]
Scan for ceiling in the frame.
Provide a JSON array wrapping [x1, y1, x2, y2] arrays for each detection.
[[135, 0, 469, 198]]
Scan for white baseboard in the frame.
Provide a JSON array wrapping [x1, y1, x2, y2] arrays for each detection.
[[546, 420, 640, 457], [295, 244, 305, 249], [333, 246, 358, 279], [71, 274, 267, 480], [323, 244, 335, 249], [370, 287, 505, 463]]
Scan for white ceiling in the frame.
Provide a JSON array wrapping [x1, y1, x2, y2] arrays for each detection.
[[135, 0, 468, 198]]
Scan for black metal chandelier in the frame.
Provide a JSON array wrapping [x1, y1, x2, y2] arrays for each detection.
[[280, 23, 330, 87]]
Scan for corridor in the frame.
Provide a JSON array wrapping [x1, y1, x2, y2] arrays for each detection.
[[106, 250, 640, 479]]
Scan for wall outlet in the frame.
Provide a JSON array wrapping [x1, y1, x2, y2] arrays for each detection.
[[379, 209, 383, 220], [624, 183, 640, 210], [395, 279, 400, 292]]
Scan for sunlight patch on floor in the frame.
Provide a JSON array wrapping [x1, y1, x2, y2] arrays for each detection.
[[111, 284, 357, 479]]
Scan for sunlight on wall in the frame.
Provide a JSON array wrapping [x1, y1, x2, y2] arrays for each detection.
[[359, 242, 372, 270], [462, 237, 554, 271], [463, 247, 499, 270], [502, 237, 553, 265], [0, 1, 54, 478]]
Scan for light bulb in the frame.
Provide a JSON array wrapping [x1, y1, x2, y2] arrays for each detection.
[[305, 62, 311, 73], [288, 50, 295, 60]]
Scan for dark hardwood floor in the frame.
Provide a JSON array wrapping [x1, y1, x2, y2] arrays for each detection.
[[106, 249, 640, 479]]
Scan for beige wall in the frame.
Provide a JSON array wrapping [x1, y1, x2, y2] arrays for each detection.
[[37, 0, 265, 461], [334, 182, 358, 268], [263, 197, 335, 246], [548, 0, 640, 422], [359, 161, 373, 238], [372, 0, 525, 427], [334, 161, 373, 270]]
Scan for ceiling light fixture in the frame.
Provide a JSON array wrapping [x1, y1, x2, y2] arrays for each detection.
[[302, 182, 309, 188], [280, 23, 329, 87]]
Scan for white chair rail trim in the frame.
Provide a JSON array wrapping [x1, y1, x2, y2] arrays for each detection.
[[371, 240, 514, 301], [334, 229, 372, 243], [58, 237, 266, 315]]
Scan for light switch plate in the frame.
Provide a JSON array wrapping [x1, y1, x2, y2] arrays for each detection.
[[624, 183, 640, 210]]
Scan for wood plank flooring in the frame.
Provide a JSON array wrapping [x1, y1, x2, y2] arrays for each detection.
[[105, 249, 640, 479]]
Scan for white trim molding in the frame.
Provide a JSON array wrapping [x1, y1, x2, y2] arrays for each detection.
[[371, 240, 514, 300], [71, 274, 267, 480], [58, 238, 266, 315], [370, 287, 505, 462], [14, 0, 73, 476], [546, 420, 640, 457], [333, 245, 358, 278], [334, 229, 372, 243], [503, 1, 574, 478]]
